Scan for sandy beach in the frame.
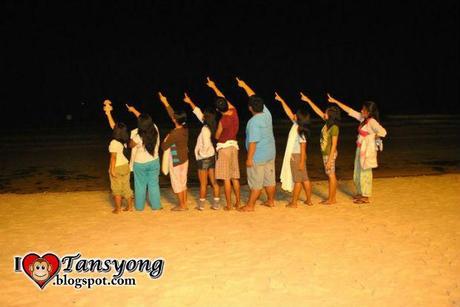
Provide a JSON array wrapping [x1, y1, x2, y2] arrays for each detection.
[[1, 174, 459, 306]]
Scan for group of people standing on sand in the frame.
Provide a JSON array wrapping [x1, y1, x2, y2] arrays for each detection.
[[103, 77, 387, 214]]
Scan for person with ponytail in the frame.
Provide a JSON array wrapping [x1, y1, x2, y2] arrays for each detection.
[[158, 92, 189, 211], [327, 94, 387, 204], [275, 93, 313, 207], [183, 92, 221, 210], [103, 99, 134, 214], [126, 104, 161, 211]]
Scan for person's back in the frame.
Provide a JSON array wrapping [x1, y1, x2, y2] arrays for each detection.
[[218, 109, 239, 144], [246, 105, 276, 162]]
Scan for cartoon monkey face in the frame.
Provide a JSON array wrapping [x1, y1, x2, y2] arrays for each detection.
[[29, 258, 51, 281]]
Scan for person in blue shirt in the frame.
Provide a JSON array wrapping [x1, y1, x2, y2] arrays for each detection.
[[236, 78, 276, 211]]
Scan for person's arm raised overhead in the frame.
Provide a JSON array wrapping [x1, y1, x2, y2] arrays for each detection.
[[300, 92, 325, 119], [206, 77, 226, 98], [327, 93, 357, 115], [183, 92, 197, 110], [183, 92, 203, 123], [206, 77, 235, 109], [103, 99, 116, 129], [274, 92, 295, 121], [236, 77, 256, 97], [125, 103, 141, 118], [158, 91, 175, 123]]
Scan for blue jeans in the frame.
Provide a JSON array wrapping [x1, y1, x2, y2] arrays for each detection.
[[133, 159, 161, 210]]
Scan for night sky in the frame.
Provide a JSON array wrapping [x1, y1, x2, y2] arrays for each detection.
[[1, 1, 459, 129]]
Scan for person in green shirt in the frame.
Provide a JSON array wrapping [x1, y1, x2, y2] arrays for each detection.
[[301, 92, 341, 205]]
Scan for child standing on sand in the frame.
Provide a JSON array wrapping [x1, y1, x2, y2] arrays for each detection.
[[327, 94, 387, 204], [275, 92, 313, 207], [103, 100, 134, 214], [206, 77, 241, 210], [301, 92, 341, 205], [183, 92, 220, 210], [158, 92, 189, 211]]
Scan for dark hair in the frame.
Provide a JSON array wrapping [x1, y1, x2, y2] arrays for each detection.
[[112, 123, 131, 160], [137, 114, 158, 155], [173, 109, 187, 126], [296, 108, 311, 139], [362, 101, 380, 122], [248, 95, 264, 113], [215, 97, 229, 113], [112, 122, 130, 144], [203, 106, 217, 137], [325, 106, 341, 128]]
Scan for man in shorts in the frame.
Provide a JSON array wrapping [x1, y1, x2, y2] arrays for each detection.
[[236, 78, 276, 211]]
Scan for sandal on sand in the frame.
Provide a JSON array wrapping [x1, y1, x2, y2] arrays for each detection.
[[286, 203, 297, 208], [261, 202, 275, 208], [238, 206, 254, 212], [353, 198, 370, 204], [352, 194, 363, 200], [171, 206, 189, 211], [223, 206, 232, 211], [304, 201, 313, 206]]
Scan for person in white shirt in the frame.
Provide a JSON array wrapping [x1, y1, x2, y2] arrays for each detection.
[[328, 94, 387, 204], [183, 92, 220, 210], [126, 105, 162, 211], [103, 100, 134, 214]]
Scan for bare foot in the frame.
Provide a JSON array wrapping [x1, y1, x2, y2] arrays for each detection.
[[286, 203, 297, 208], [238, 205, 255, 212], [233, 202, 241, 210], [320, 199, 336, 205], [123, 206, 133, 212], [352, 194, 362, 200], [304, 200, 313, 206], [112, 209, 121, 214], [224, 205, 232, 211], [262, 201, 275, 208]]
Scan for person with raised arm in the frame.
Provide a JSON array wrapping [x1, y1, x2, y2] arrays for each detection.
[[300, 92, 341, 205], [327, 94, 387, 204], [275, 92, 313, 207], [183, 92, 220, 210], [103, 99, 134, 214], [126, 102, 162, 211], [236, 78, 276, 212], [158, 92, 189, 211], [206, 77, 241, 210]]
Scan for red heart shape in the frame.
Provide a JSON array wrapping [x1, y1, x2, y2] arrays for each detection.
[[22, 253, 61, 289]]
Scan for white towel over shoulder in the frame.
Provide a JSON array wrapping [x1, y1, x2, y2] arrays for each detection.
[[280, 123, 298, 192]]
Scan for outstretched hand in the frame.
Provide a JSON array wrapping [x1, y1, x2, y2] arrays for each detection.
[[327, 93, 338, 104], [274, 92, 283, 102], [206, 77, 215, 88], [158, 91, 168, 104], [103, 99, 113, 113], [183, 92, 192, 104], [236, 77, 246, 88], [125, 103, 136, 113], [300, 92, 310, 102]]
